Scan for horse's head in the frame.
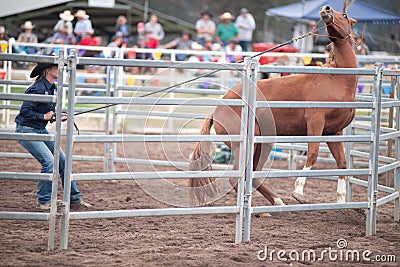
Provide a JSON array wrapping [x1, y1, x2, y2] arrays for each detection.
[[319, 4, 356, 43]]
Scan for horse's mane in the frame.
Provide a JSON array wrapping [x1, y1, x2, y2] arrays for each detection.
[[323, 43, 337, 68]]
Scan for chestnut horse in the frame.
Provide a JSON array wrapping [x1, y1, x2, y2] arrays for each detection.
[[189, 3, 358, 206]]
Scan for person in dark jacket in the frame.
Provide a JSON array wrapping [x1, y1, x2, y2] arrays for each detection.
[[15, 62, 90, 210]]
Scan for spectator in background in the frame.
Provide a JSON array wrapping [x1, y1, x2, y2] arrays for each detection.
[[235, 8, 255, 52], [0, 26, 9, 67], [127, 35, 154, 75], [224, 39, 242, 63], [100, 31, 125, 58], [77, 29, 100, 57], [53, 10, 74, 35], [115, 15, 130, 46], [77, 29, 98, 46], [195, 11, 216, 46], [144, 14, 164, 48], [164, 31, 193, 61], [354, 33, 370, 55], [0, 26, 9, 42], [74, 10, 93, 43], [216, 12, 239, 48], [51, 24, 76, 45], [17, 21, 38, 55]]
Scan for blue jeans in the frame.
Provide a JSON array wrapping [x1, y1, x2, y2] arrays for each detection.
[[239, 40, 251, 52], [16, 124, 81, 204]]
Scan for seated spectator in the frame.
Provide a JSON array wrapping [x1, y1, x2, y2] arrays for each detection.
[[0, 26, 20, 55], [164, 31, 193, 61], [127, 36, 155, 76], [52, 24, 76, 45], [200, 35, 219, 62], [54, 10, 74, 35], [100, 31, 125, 58], [0, 26, 9, 67], [77, 29, 100, 57], [194, 35, 220, 77], [17, 21, 38, 55], [0, 26, 9, 42], [224, 39, 242, 63]]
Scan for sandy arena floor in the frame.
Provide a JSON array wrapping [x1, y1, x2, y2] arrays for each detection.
[[0, 139, 399, 266]]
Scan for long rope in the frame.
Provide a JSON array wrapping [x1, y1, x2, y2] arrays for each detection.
[[74, 24, 325, 117]]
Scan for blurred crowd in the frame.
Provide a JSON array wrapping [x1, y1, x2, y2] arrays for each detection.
[[0, 8, 257, 64], [0, 6, 371, 73]]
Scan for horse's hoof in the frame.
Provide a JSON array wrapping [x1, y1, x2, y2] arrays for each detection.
[[254, 212, 271, 217], [291, 192, 311, 204]]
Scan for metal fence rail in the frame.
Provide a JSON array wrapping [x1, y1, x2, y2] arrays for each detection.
[[0, 51, 399, 251]]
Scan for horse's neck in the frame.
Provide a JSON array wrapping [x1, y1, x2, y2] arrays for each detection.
[[327, 41, 358, 99], [330, 41, 358, 68]]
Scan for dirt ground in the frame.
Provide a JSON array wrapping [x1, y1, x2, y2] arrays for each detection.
[[0, 138, 399, 267]]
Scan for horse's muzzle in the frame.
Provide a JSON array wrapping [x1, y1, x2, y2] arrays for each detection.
[[320, 5, 333, 23]]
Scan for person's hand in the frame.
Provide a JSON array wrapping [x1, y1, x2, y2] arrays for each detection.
[[44, 111, 54, 121], [61, 112, 68, 122]]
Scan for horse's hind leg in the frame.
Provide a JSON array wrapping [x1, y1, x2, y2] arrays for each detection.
[[252, 143, 285, 205], [327, 140, 347, 203]]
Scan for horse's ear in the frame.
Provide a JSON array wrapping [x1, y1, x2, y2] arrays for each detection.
[[349, 18, 357, 26], [343, 0, 355, 13]]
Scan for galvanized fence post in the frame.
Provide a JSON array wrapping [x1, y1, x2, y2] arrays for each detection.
[[235, 59, 250, 244], [111, 62, 120, 173], [366, 62, 384, 236], [243, 57, 258, 242], [394, 73, 400, 222], [48, 50, 65, 251], [104, 66, 112, 172], [345, 125, 354, 202], [60, 49, 77, 249]]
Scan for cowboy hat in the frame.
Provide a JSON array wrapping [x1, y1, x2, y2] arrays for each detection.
[[59, 10, 74, 21], [84, 28, 94, 35], [22, 21, 35, 30], [30, 62, 57, 78], [74, 10, 90, 19], [219, 12, 234, 20]]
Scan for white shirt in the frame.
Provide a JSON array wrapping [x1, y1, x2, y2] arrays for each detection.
[[235, 14, 256, 41], [195, 19, 216, 40]]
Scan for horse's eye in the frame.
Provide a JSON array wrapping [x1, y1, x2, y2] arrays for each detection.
[[343, 13, 347, 18]]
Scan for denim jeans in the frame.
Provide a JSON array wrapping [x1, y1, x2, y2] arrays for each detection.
[[16, 124, 81, 204], [239, 40, 251, 52]]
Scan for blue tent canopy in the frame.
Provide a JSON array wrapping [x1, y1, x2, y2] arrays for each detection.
[[266, 0, 400, 24]]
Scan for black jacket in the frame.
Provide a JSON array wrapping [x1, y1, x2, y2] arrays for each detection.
[[15, 78, 56, 129]]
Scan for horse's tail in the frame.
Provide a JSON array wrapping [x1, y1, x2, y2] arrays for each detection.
[[188, 112, 218, 205]]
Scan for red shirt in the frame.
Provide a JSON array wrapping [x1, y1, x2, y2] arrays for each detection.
[[78, 37, 99, 46]]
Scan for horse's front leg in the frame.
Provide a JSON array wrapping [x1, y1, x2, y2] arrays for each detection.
[[292, 114, 325, 203], [292, 141, 321, 203]]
